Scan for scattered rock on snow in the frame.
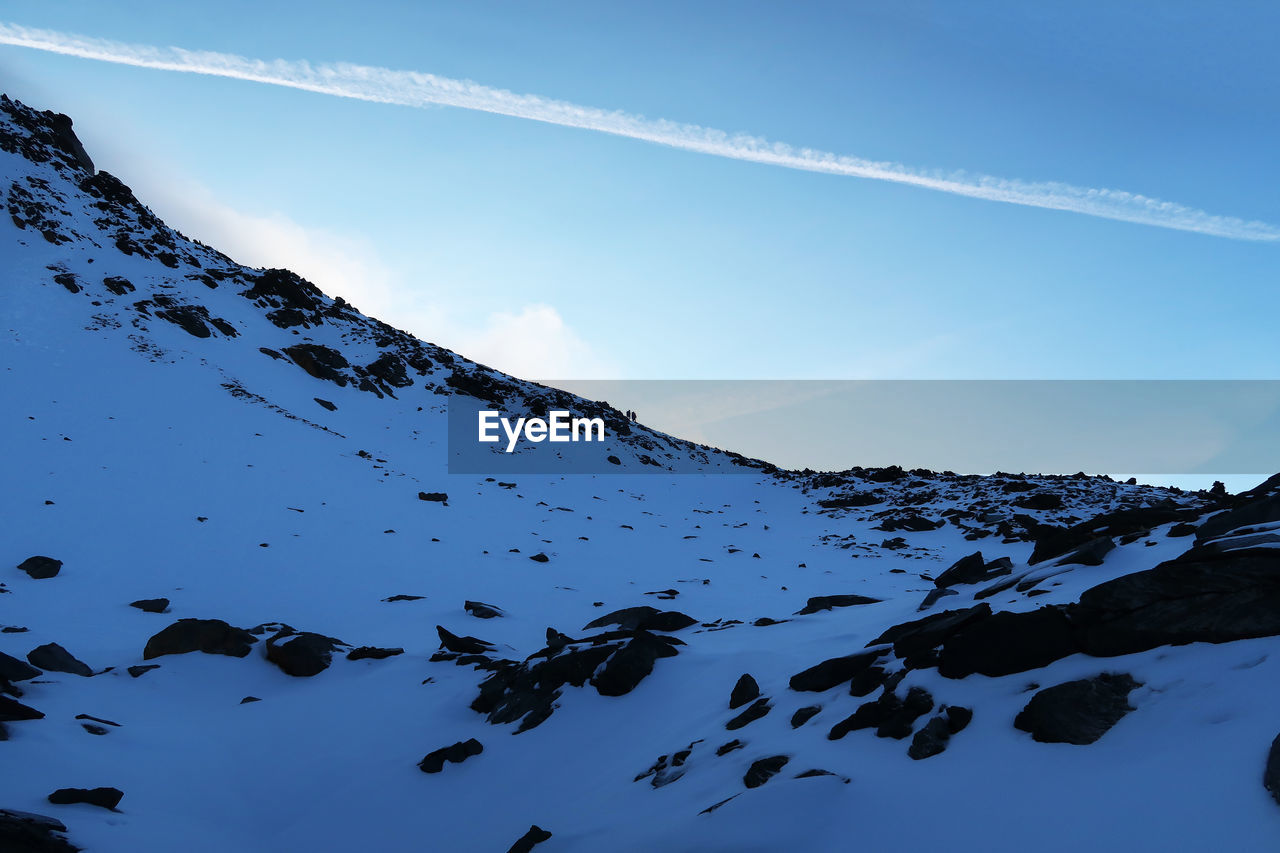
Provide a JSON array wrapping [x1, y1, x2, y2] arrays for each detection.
[[46, 787, 123, 811], [729, 673, 760, 709], [347, 646, 404, 661], [583, 606, 696, 633], [0, 651, 41, 682], [789, 649, 886, 692], [265, 628, 346, 677], [16, 556, 61, 579], [506, 825, 552, 853], [26, 644, 92, 677], [129, 598, 170, 613], [464, 600, 504, 619], [0, 808, 81, 853], [143, 619, 257, 659], [743, 755, 790, 789], [726, 698, 771, 731], [418, 738, 483, 773], [794, 594, 881, 614], [1014, 673, 1140, 744]]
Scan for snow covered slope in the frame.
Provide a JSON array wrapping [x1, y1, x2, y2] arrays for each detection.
[[3, 95, 1280, 852]]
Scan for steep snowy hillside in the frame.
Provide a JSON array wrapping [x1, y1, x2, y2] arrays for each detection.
[[3, 95, 1280, 852]]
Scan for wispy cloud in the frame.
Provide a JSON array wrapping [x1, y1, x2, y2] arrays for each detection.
[[2, 22, 1277, 242]]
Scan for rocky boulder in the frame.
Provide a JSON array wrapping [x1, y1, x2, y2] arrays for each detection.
[[143, 618, 257, 659], [1014, 673, 1140, 744]]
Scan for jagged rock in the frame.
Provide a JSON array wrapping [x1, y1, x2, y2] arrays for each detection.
[[129, 598, 169, 613], [744, 755, 790, 788], [946, 705, 973, 733], [347, 646, 404, 661], [283, 343, 349, 384], [729, 673, 760, 709], [1073, 547, 1280, 656], [591, 632, 678, 696], [528, 553, 549, 563], [583, 606, 696, 633], [918, 587, 959, 610], [383, 594, 424, 602], [47, 788, 123, 811], [937, 607, 1079, 679], [791, 706, 821, 728], [829, 687, 932, 741], [871, 604, 992, 662], [26, 644, 92, 677], [0, 808, 81, 853], [849, 665, 891, 697], [934, 552, 1013, 588], [464, 600, 504, 619], [726, 698, 771, 730], [0, 695, 44, 721], [436, 625, 494, 655], [789, 649, 886, 692], [506, 825, 552, 853], [1013, 492, 1063, 510], [794, 594, 881, 614], [265, 628, 345, 677], [1056, 535, 1115, 566], [240, 697, 260, 704], [418, 491, 448, 503], [908, 716, 954, 759], [877, 686, 934, 739], [716, 739, 744, 756], [0, 651, 41, 682], [143, 618, 257, 659], [1014, 673, 1140, 744], [16, 556, 61, 579], [1265, 734, 1280, 806], [1197, 492, 1280, 542], [127, 665, 159, 678], [418, 738, 483, 773]]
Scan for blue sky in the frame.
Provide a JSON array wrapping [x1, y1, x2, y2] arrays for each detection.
[[2, 1, 1279, 385]]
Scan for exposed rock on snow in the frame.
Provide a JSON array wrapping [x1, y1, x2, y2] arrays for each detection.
[[142, 619, 257, 659], [418, 738, 483, 773], [46, 787, 123, 811], [26, 644, 92, 677], [265, 627, 347, 677], [789, 650, 886, 693], [16, 556, 61, 579], [0, 807, 81, 853], [1014, 673, 1140, 744], [128, 598, 170, 613], [582, 606, 696, 633], [794, 594, 881, 614], [728, 673, 760, 709], [743, 755, 790, 788], [505, 825, 553, 853]]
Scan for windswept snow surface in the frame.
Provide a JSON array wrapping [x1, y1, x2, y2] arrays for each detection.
[[2, 95, 1279, 852]]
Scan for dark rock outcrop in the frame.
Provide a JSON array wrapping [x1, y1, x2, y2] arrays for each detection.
[[0, 695, 45, 721], [436, 626, 495, 655], [789, 650, 886, 692], [729, 674, 760, 709], [0, 808, 81, 853], [937, 607, 1079, 679], [143, 619, 257, 659], [506, 825, 553, 853], [871, 604, 992, 663], [346, 646, 404, 661], [46, 788, 123, 811], [418, 738, 483, 773], [1073, 548, 1280, 657], [744, 755, 790, 788], [464, 600, 504, 619], [1014, 673, 1140, 744], [933, 553, 1013, 588], [265, 628, 346, 677], [583, 606, 696, 633], [726, 698, 771, 731], [794, 594, 881, 614], [1265, 734, 1280, 806], [0, 651, 41, 683], [16, 556, 61, 579], [129, 598, 170, 613], [26, 644, 92, 677]]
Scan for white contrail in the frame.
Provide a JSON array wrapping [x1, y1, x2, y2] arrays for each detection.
[[2, 22, 1276, 242]]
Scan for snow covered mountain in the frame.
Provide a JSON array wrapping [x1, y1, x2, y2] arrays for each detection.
[[3, 95, 1280, 852]]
